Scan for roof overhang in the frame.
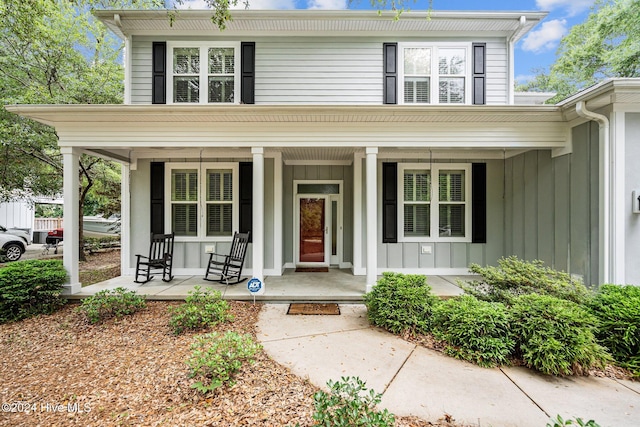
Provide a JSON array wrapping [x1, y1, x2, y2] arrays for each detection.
[[93, 9, 546, 40], [558, 79, 640, 120]]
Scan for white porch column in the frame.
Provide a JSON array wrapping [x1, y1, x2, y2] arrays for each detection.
[[252, 147, 264, 282], [61, 147, 81, 294], [120, 163, 131, 273], [365, 147, 378, 291]]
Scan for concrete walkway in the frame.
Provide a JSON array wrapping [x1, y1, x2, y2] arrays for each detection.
[[257, 304, 640, 427]]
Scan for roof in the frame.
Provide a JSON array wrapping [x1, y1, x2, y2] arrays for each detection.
[[93, 9, 546, 40]]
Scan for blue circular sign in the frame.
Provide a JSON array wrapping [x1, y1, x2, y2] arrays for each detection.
[[247, 277, 263, 293]]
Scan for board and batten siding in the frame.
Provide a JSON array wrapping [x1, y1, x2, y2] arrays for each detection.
[[129, 36, 509, 105], [128, 158, 276, 272], [504, 122, 600, 286], [375, 159, 505, 272]]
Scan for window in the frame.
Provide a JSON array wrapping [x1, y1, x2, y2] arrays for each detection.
[[168, 43, 239, 104], [166, 163, 238, 240], [400, 44, 469, 105], [399, 164, 471, 241]]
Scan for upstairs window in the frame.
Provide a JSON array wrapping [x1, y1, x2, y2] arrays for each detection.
[[399, 44, 469, 105], [168, 43, 239, 104]]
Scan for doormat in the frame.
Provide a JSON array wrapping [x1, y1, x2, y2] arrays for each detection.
[[295, 267, 329, 272], [287, 303, 340, 315]]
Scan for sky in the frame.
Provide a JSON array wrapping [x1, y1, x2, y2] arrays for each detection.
[[177, 0, 598, 84]]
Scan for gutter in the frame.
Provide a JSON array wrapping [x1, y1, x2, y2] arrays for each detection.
[[575, 100, 610, 284], [507, 16, 527, 104]]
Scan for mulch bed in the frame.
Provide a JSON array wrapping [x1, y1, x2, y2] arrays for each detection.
[[0, 301, 464, 427]]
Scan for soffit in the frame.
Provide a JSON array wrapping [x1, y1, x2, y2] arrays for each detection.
[[94, 10, 545, 39]]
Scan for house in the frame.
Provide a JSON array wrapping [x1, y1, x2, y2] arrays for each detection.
[[6, 9, 640, 294]]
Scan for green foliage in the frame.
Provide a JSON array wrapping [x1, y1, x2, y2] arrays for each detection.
[[432, 295, 514, 368], [463, 256, 592, 305], [589, 284, 640, 376], [168, 286, 233, 335], [311, 377, 395, 427], [83, 235, 121, 253], [77, 287, 146, 324], [0, 259, 67, 323], [510, 294, 610, 376], [186, 331, 260, 393], [547, 414, 601, 427], [364, 272, 439, 335]]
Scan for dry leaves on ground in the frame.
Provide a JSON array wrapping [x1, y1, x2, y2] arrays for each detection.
[[0, 300, 463, 427]]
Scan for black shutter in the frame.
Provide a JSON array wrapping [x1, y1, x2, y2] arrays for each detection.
[[239, 162, 253, 242], [152, 42, 166, 104], [472, 43, 486, 105], [150, 162, 165, 234], [382, 162, 398, 243], [383, 43, 397, 105], [241, 42, 255, 104], [471, 163, 487, 243]]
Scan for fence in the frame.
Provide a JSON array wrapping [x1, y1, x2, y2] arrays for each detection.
[[34, 218, 63, 231]]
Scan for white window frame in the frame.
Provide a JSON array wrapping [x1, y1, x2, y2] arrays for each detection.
[[398, 163, 472, 243], [166, 41, 241, 105], [398, 43, 472, 105], [165, 162, 239, 242]]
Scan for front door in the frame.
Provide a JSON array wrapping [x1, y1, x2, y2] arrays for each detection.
[[299, 197, 327, 263]]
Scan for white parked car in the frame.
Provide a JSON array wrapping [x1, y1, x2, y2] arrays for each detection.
[[0, 233, 27, 262]]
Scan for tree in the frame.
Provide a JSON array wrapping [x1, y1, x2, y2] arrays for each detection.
[[519, 0, 640, 102]]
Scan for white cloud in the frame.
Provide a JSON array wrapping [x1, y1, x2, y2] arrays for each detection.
[[521, 19, 568, 53], [535, 0, 595, 16], [307, 0, 348, 9], [515, 74, 536, 85], [176, 0, 296, 10]]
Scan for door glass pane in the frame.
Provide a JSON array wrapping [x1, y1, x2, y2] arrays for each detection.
[[297, 184, 340, 194], [300, 198, 325, 263], [331, 200, 337, 256]]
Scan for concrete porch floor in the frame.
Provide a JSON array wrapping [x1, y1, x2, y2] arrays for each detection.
[[68, 269, 469, 302]]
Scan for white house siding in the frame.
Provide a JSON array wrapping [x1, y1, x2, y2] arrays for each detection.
[[0, 201, 34, 232], [504, 123, 600, 286], [484, 38, 508, 105], [128, 158, 276, 273], [129, 36, 509, 106], [625, 113, 640, 285], [130, 36, 152, 105]]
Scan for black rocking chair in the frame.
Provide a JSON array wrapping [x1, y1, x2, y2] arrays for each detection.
[[134, 232, 175, 284], [204, 231, 250, 285]]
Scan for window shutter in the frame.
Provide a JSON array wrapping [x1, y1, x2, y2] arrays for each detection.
[[383, 43, 397, 105], [382, 162, 398, 243], [152, 42, 166, 104], [241, 42, 255, 104], [150, 162, 165, 234], [472, 43, 486, 105], [239, 162, 253, 242], [471, 163, 487, 243]]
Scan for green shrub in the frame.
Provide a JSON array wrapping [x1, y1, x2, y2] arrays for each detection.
[[510, 294, 610, 376], [589, 284, 640, 376], [311, 377, 395, 427], [77, 287, 146, 324], [186, 331, 261, 393], [0, 259, 67, 323], [432, 295, 514, 368], [462, 256, 592, 304], [547, 414, 601, 427], [168, 286, 233, 335], [364, 272, 439, 335]]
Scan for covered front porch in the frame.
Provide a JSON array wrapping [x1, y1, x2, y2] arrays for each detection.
[[67, 269, 468, 302]]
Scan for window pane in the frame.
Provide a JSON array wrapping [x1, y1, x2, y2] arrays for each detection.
[[439, 204, 465, 237], [404, 171, 430, 201], [174, 48, 200, 74], [209, 48, 235, 74], [172, 204, 197, 236], [207, 170, 232, 201], [404, 204, 430, 236], [439, 78, 465, 104], [172, 169, 198, 202], [208, 77, 234, 103], [404, 77, 430, 103], [173, 76, 200, 103], [439, 170, 465, 202], [404, 48, 430, 75], [438, 48, 465, 75], [207, 204, 232, 236]]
